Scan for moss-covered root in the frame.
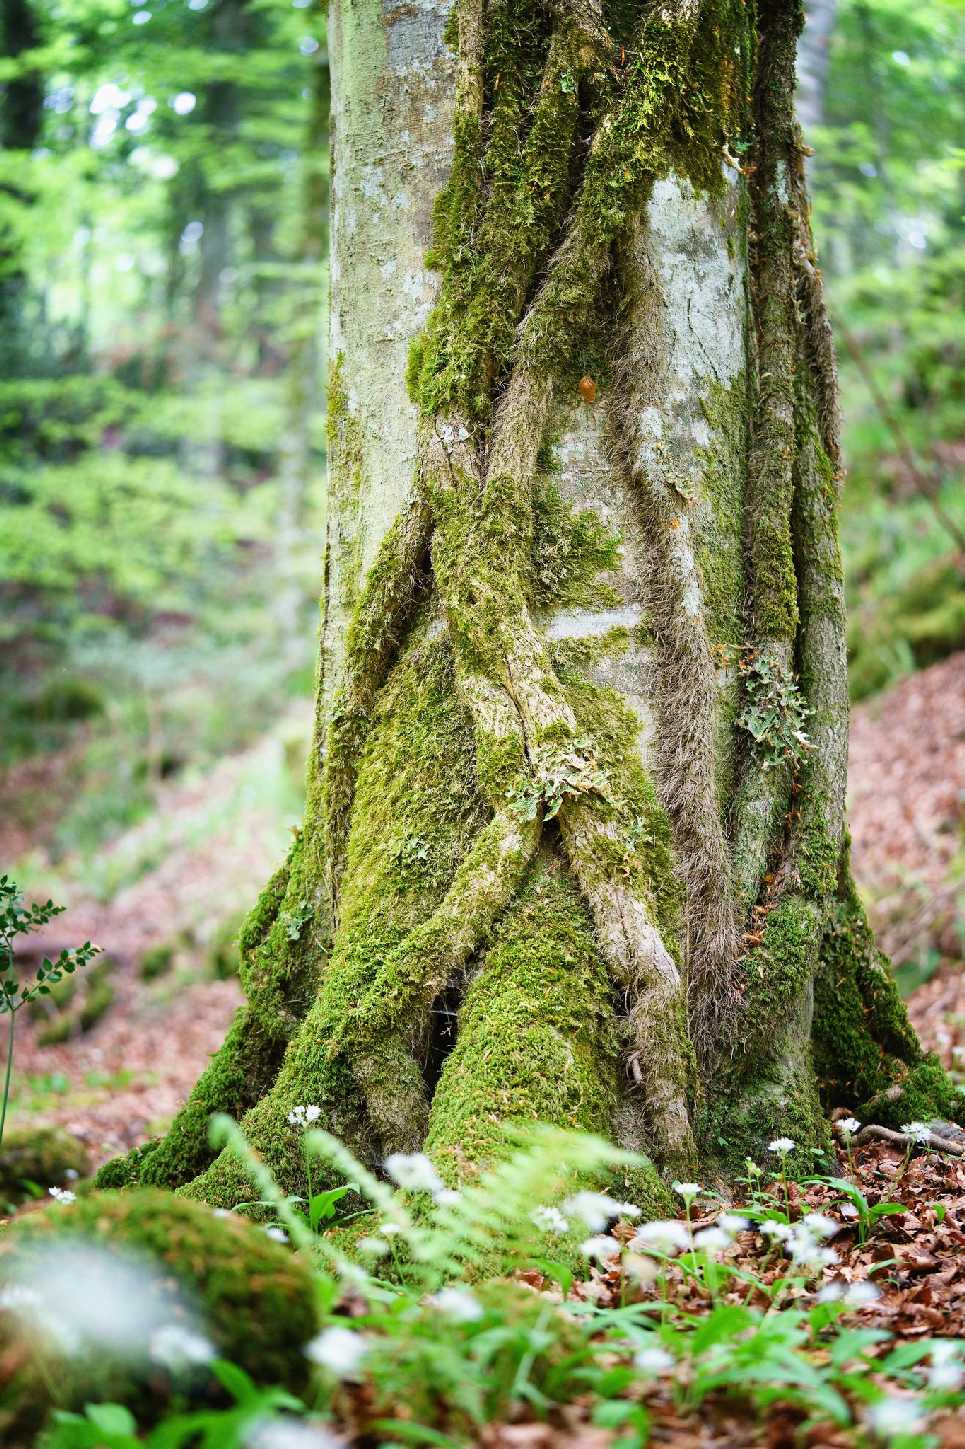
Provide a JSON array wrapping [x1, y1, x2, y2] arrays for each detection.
[[425, 854, 670, 1218], [0, 1189, 318, 1439], [0, 1126, 90, 1206], [813, 857, 963, 1129]]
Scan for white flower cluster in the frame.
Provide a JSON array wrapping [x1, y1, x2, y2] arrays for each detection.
[[246, 1416, 348, 1449], [836, 1117, 861, 1137], [900, 1121, 930, 1144], [671, 1181, 701, 1201], [531, 1204, 569, 1235], [762, 1211, 839, 1269], [48, 1186, 76, 1204], [768, 1137, 796, 1155], [426, 1287, 484, 1323], [817, 1280, 880, 1307], [384, 1151, 458, 1205], [634, 1344, 675, 1376], [305, 1325, 370, 1379], [563, 1191, 640, 1233], [288, 1104, 322, 1128]]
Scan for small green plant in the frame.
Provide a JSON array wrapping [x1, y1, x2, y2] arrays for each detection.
[[39, 1362, 310, 1449], [804, 1175, 907, 1247], [0, 875, 100, 1149]]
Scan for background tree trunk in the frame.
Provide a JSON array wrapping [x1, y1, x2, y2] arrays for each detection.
[[98, 0, 960, 1209]]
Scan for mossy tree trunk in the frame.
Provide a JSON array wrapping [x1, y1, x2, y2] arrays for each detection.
[[100, 0, 960, 1209]]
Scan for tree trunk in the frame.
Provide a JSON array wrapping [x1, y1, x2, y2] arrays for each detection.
[[98, 0, 960, 1208]]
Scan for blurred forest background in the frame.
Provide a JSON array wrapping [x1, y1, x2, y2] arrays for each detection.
[[0, 0, 962, 1145]]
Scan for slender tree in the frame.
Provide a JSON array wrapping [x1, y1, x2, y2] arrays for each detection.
[[99, 0, 960, 1210]]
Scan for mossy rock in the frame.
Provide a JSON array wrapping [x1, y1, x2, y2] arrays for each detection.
[[0, 1188, 319, 1438], [0, 1125, 90, 1207]]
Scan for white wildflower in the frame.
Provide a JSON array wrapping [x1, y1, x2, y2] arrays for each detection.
[[900, 1121, 930, 1144], [531, 1205, 569, 1235], [384, 1152, 444, 1195], [928, 1341, 964, 1390], [816, 1283, 843, 1303], [427, 1287, 484, 1323], [563, 1191, 631, 1232], [693, 1227, 731, 1255], [788, 1228, 838, 1268], [866, 1395, 925, 1437], [288, 1105, 322, 1128], [246, 1417, 347, 1449], [718, 1213, 748, 1235], [845, 1281, 881, 1307], [769, 1137, 796, 1155], [837, 1117, 861, 1136], [623, 1253, 658, 1286], [803, 1213, 838, 1239], [48, 1186, 76, 1204], [305, 1326, 370, 1379], [634, 1345, 675, 1376], [433, 1187, 460, 1206], [356, 1237, 389, 1258], [580, 1234, 621, 1263], [380, 1222, 402, 1237], [265, 1227, 288, 1244], [629, 1220, 691, 1255], [149, 1323, 215, 1372], [760, 1219, 793, 1240], [671, 1181, 701, 1201]]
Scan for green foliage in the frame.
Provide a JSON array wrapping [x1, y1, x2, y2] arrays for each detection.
[[810, 0, 965, 698], [10, 1121, 964, 1448], [0, 875, 99, 1147]]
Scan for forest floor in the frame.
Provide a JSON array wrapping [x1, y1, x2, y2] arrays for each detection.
[[3, 655, 963, 1167]]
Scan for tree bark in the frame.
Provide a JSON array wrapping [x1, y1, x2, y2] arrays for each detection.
[[98, 0, 960, 1208]]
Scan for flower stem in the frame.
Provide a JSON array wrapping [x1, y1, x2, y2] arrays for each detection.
[[0, 1009, 17, 1152]]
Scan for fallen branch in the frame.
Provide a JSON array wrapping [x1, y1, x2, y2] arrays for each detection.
[[854, 1123, 965, 1157]]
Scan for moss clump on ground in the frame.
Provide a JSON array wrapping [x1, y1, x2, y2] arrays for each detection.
[[0, 1189, 318, 1437], [139, 943, 175, 981], [0, 1125, 90, 1207]]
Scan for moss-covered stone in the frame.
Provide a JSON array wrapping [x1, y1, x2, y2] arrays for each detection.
[[0, 1189, 318, 1438], [0, 1126, 90, 1207]]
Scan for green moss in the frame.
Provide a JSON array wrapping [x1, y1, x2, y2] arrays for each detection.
[[0, 1126, 90, 1207], [78, 959, 115, 1032], [531, 477, 622, 611], [558, 670, 683, 957], [427, 856, 619, 1172], [139, 943, 175, 981], [699, 1061, 833, 1178], [183, 626, 488, 1208], [0, 1189, 318, 1437], [813, 864, 963, 1126]]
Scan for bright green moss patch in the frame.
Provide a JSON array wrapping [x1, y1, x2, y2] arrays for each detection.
[[813, 866, 963, 1126], [531, 478, 622, 611], [426, 856, 620, 1175]]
